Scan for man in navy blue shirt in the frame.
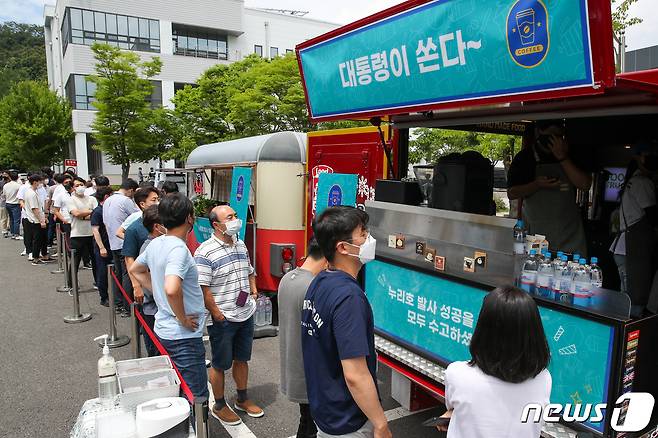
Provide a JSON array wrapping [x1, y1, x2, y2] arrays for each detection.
[[302, 206, 390, 438]]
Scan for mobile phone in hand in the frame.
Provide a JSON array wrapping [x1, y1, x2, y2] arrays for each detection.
[[422, 416, 450, 427]]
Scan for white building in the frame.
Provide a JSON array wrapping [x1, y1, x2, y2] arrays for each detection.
[[43, 1, 338, 183]]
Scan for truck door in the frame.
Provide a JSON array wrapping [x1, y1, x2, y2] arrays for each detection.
[[306, 127, 393, 240]]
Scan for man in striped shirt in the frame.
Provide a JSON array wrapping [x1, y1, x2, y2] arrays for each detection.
[[195, 205, 263, 426]]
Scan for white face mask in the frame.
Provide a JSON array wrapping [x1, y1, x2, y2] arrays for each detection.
[[75, 186, 86, 196], [345, 234, 377, 264], [223, 218, 242, 236]]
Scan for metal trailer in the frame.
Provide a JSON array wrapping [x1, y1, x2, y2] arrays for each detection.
[[185, 131, 307, 294]]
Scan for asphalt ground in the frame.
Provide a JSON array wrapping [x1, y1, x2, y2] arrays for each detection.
[[0, 236, 447, 438]]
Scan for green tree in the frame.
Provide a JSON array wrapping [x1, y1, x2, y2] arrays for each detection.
[[409, 128, 518, 169], [0, 22, 47, 97], [611, 0, 643, 69], [88, 43, 162, 181], [0, 80, 73, 169], [172, 54, 365, 160], [172, 58, 258, 147], [225, 53, 314, 136]]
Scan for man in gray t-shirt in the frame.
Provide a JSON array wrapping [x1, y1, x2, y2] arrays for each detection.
[[277, 238, 327, 438]]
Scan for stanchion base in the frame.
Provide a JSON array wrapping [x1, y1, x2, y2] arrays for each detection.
[[100, 335, 130, 348], [57, 286, 71, 293], [51, 268, 64, 274], [64, 313, 92, 324]]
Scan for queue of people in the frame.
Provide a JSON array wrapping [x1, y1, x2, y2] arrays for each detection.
[[2, 167, 557, 438]]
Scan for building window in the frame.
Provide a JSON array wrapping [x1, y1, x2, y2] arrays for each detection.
[[147, 80, 162, 108], [286, 49, 294, 54], [86, 134, 103, 176], [61, 7, 160, 54], [65, 74, 96, 110], [65, 74, 162, 110], [174, 82, 197, 95], [172, 25, 228, 60], [254, 45, 263, 57], [270, 47, 279, 58]]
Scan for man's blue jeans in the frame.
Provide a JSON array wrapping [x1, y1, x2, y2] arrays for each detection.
[[158, 336, 209, 400], [5, 203, 20, 235]]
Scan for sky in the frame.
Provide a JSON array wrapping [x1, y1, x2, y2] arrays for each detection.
[[0, 0, 656, 51]]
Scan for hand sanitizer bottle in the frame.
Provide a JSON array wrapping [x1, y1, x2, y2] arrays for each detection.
[[94, 335, 118, 407]]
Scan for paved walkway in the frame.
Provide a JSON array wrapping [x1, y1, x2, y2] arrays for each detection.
[[0, 236, 443, 438]]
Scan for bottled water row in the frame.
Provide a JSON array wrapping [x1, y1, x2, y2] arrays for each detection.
[[519, 250, 603, 303], [255, 295, 273, 327], [514, 219, 603, 304]]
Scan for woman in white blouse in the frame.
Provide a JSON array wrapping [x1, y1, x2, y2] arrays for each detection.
[[438, 286, 552, 438]]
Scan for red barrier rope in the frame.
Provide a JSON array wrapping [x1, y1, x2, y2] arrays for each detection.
[[110, 270, 196, 404]]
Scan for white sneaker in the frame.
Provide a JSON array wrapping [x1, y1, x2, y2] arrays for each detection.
[[27, 254, 33, 261], [20, 250, 26, 256], [14, 235, 23, 240]]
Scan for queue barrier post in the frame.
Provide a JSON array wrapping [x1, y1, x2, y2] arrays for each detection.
[[64, 248, 92, 324], [56, 231, 71, 293], [193, 396, 209, 438], [100, 264, 130, 348], [131, 302, 142, 359], [50, 223, 64, 274]]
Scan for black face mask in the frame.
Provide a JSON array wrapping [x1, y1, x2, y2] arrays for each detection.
[[645, 155, 658, 173], [63, 183, 72, 192]]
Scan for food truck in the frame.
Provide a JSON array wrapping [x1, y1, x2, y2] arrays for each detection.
[[295, 0, 658, 436], [184, 128, 392, 295]]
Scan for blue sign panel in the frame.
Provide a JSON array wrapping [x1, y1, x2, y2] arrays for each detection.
[[316, 173, 358, 216], [229, 167, 252, 241], [193, 217, 213, 244], [299, 0, 593, 119], [365, 260, 614, 432]]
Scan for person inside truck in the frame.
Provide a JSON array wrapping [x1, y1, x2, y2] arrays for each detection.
[[611, 142, 658, 317], [507, 121, 592, 256], [436, 285, 551, 438]]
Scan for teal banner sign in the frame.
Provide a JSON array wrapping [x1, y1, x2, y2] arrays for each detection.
[[229, 167, 252, 241], [315, 173, 358, 216], [365, 260, 614, 433], [299, 0, 594, 119], [193, 217, 213, 244]]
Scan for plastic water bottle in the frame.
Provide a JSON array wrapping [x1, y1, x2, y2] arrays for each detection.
[[590, 257, 603, 288], [264, 296, 273, 326], [552, 252, 563, 270], [571, 259, 592, 305], [255, 296, 265, 326], [557, 255, 574, 303], [513, 220, 526, 255], [520, 250, 539, 294], [552, 255, 566, 294], [570, 253, 581, 269], [537, 253, 554, 298]]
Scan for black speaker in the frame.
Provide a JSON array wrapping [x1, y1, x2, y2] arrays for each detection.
[[375, 180, 423, 206], [431, 151, 494, 215]]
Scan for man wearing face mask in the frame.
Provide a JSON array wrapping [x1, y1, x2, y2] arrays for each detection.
[[194, 205, 262, 425], [66, 177, 99, 283], [122, 187, 161, 310], [138, 204, 167, 356], [508, 121, 592, 256], [130, 193, 209, 400], [301, 206, 391, 438]]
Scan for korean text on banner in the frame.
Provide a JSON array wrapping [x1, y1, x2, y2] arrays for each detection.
[[298, 0, 594, 120], [229, 167, 252, 241], [315, 173, 358, 216], [365, 260, 615, 433]]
